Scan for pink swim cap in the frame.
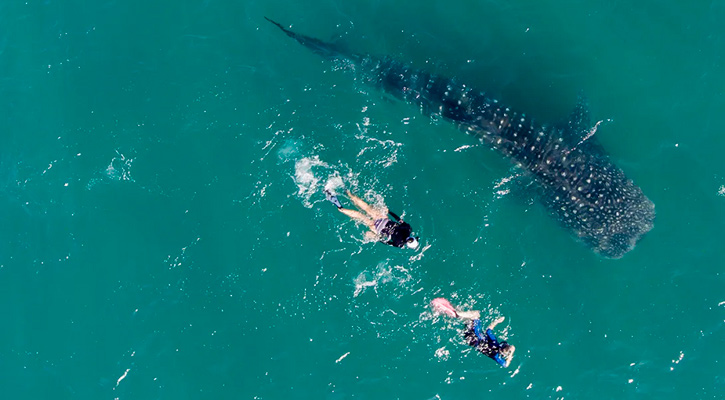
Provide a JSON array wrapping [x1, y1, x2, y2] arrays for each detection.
[[431, 297, 458, 318]]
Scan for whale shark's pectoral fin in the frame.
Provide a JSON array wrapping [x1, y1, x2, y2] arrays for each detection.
[[329, 34, 351, 52]]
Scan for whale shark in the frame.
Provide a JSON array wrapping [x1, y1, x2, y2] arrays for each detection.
[[265, 18, 655, 258]]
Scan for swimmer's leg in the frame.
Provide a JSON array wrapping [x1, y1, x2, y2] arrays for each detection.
[[338, 208, 376, 231], [457, 310, 481, 320], [431, 298, 480, 320], [346, 190, 388, 219]]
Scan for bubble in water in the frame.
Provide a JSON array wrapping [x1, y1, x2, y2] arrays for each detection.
[[292, 156, 361, 209], [352, 263, 412, 298], [277, 138, 300, 162], [293, 156, 329, 208], [106, 151, 134, 182], [87, 150, 136, 189], [324, 174, 345, 193]]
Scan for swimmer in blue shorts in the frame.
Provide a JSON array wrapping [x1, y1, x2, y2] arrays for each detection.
[[431, 297, 516, 367], [324, 189, 419, 249]]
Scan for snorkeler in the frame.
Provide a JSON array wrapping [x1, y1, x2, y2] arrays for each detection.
[[324, 189, 419, 249], [431, 297, 516, 367]]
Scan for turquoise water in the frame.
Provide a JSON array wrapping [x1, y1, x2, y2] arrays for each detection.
[[1, 0, 724, 398]]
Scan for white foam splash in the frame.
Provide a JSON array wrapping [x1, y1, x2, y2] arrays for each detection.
[[568, 119, 612, 153], [434, 347, 450, 360], [335, 352, 350, 363], [454, 144, 478, 152], [292, 156, 358, 208], [293, 156, 329, 208], [409, 244, 432, 262], [277, 138, 301, 162], [115, 368, 130, 388], [494, 173, 522, 189], [718, 185, 725, 197], [86, 150, 137, 190], [353, 276, 377, 297], [324, 175, 345, 194], [106, 150, 135, 182], [491, 172, 522, 199], [353, 263, 412, 297], [353, 122, 403, 168]]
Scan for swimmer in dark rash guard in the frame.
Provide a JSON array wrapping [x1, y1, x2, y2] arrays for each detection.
[[431, 297, 516, 367], [324, 189, 419, 249]]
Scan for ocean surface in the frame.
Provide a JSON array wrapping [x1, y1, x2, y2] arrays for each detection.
[[1, 1, 724, 399]]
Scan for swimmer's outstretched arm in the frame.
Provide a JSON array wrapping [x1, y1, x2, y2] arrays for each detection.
[[456, 310, 481, 320], [431, 298, 479, 319], [487, 316, 505, 331]]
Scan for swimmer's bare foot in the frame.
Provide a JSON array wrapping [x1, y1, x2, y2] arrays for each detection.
[[488, 316, 505, 330]]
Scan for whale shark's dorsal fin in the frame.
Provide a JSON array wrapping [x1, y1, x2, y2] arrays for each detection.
[[564, 93, 606, 154], [567, 93, 591, 136]]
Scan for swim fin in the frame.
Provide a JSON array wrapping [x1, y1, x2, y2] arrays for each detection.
[[324, 189, 342, 208]]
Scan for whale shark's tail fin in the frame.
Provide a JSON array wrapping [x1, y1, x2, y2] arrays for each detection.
[[265, 17, 353, 61]]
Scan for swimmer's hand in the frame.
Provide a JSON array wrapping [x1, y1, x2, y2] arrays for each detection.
[[364, 231, 379, 242], [502, 345, 516, 368]]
